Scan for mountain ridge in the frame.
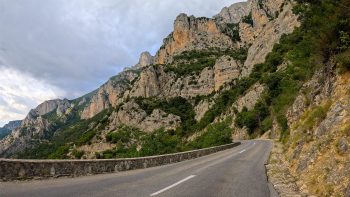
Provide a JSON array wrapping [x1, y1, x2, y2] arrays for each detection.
[[1, 0, 350, 195]]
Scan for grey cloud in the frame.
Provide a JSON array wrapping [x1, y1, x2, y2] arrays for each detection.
[[0, 0, 241, 98]]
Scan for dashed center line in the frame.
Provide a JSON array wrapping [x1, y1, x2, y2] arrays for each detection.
[[150, 175, 196, 196]]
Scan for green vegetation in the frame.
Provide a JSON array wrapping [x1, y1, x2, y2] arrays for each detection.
[[72, 149, 85, 159], [166, 47, 248, 77], [190, 0, 350, 139], [189, 118, 233, 149], [242, 12, 253, 26], [17, 108, 113, 159], [99, 118, 233, 159], [106, 126, 143, 144], [165, 58, 216, 77], [221, 23, 241, 42], [42, 109, 59, 122], [134, 97, 196, 136], [299, 101, 332, 132], [166, 50, 218, 76], [235, 101, 270, 135], [336, 49, 350, 73], [100, 126, 182, 158]]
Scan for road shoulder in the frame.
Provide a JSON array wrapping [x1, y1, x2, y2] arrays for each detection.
[[265, 141, 307, 197]]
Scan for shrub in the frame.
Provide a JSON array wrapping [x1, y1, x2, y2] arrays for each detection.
[[336, 49, 350, 73], [221, 23, 241, 42], [300, 101, 332, 132], [261, 117, 273, 133], [242, 12, 253, 26], [189, 119, 232, 149], [235, 101, 270, 135], [72, 149, 85, 159]]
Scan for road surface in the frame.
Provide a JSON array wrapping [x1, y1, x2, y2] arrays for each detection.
[[0, 140, 275, 197]]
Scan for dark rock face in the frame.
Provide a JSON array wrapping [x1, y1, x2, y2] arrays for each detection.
[[338, 138, 349, 155]]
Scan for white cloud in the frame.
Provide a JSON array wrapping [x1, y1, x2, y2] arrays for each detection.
[[0, 0, 243, 126], [0, 66, 65, 126]]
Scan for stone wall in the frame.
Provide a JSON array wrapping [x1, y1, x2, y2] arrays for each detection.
[[0, 142, 240, 181]]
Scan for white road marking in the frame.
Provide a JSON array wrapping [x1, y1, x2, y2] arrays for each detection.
[[150, 175, 196, 196], [239, 149, 246, 154], [253, 142, 256, 145]]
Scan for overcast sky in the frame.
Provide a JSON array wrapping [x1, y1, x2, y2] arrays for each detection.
[[0, 0, 241, 126]]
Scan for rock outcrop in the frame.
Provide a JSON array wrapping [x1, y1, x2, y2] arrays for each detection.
[[240, 0, 300, 77], [154, 14, 235, 64], [31, 99, 71, 117], [107, 101, 181, 132], [234, 83, 265, 112], [214, 56, 242, 91], [81, 70, 139, 119], [214, 1, 251, 24], [135, 51, 154, 68]]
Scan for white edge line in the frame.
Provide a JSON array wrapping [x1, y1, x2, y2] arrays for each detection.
[[239, 149, 246, 154], [150, 175, 196, 196]]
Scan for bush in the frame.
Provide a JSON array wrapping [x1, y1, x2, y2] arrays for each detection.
[[242, 12, 253, 26], [235, 101, 270, 135], [189, 119, 232, 149], [221, 23, 240, 42], [135, 97, 196, 136], [72, 149, 85, 159], [139, 128, 182, 156], [106, 126, 143, 144], [261, 117, 273, 133], [300, 101, 332, 132], [336, 49, 350, 73]]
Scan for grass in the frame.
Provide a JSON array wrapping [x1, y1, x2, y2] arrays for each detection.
[[299, 101, 332, 132]]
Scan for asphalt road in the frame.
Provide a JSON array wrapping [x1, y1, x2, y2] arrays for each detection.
[[0, 140, 275, 197]]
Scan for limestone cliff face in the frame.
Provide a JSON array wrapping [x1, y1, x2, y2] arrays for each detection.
[[0, 118, 49, 157], [81, 70, 139, 119], [136, 51, 154, 68], [0, 99, 78, 157], [214, 1, 251, 24], [126, 66, 216, 99], [240, 0, 300, 77], [82, 0, 299, 120], [214, 56, 242, 91], [107, 101, 181, 133], [31, 99, 71, 117], [154, 14, 235, 64], [127, 61, 246, 100]]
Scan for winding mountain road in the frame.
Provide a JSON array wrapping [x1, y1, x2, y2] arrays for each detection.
[[0, 140, 276, 197]]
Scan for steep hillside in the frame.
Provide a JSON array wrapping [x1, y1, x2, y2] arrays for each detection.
[[0, 0, 299, 158], [1, 0, 301, 160], [0, 120, 21, 140], [1, 1, 349, 195]]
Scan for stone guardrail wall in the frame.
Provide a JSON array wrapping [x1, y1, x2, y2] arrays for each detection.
[[0, 142, 240, 181]]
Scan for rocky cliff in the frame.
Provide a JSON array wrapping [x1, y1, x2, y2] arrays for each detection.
[[1, 0, 349, 194], [0, 0, 299, 157], [0, 120, 21, 140]]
